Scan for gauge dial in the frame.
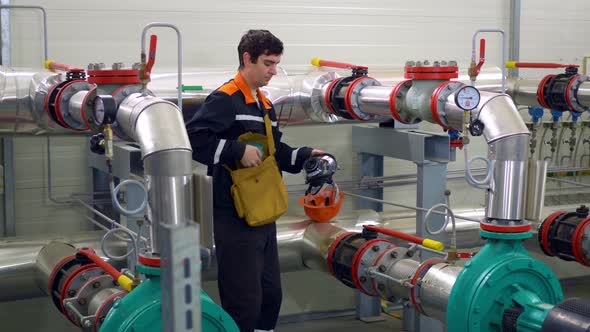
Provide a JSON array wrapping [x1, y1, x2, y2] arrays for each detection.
[[455, 86, 480, 111], [92, 95, 117, 126], [93, 97, 106, 126]]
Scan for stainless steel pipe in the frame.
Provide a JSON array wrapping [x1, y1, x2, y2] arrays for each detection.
[[117, 93, 193, 254], [525, 159, 549, 222], [0, 232, 127, 301], [419, 263, 463, 322]]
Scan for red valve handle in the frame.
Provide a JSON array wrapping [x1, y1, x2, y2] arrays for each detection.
[[143, 35, 158, 81], [506, 62, 579, 69], [475, 39, 486, 74], [44, 60, 83, 72]]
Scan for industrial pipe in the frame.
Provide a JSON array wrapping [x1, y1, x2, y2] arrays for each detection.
[[116, 93, 193, 255], [76, 248, 134, 291]]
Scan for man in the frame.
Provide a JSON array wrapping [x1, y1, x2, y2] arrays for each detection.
[[186, 30, 324, 332]]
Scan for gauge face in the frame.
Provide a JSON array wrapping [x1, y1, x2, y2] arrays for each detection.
[[92, 95, 117, 126], [455, 86, 480, 111], [92, 97, 106, 126]]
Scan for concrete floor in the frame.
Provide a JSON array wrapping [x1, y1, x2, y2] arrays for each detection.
[[277, 277, 590, 332], [280, 314, 403, 332]]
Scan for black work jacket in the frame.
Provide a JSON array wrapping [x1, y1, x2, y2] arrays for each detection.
[[186, 71, 312, 211]]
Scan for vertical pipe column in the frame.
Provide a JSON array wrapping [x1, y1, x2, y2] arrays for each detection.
[[509, 0, 521, 78], [415, 161, 447, 332], [144, 150, 193, 253]]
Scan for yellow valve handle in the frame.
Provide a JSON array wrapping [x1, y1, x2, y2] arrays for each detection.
[[44, 60, 55, 70], [117, 275, 134, 292], [422, 238, 444, 251], [505, 61, 517, 69]]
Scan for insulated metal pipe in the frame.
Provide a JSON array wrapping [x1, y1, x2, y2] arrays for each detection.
[[35, 241, 76, 293], [0, 205, 586, 302], [486, 135, 529, 221], [357, 85, 392, 117], [116, 93, 192, 254], [506, 78, 540, 107], [0, 232, 127, 302], [577, 81, 590, 107], [419, 262, 463, 322]]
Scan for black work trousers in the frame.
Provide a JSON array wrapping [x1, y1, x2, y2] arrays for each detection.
[[214, 210, 282, 332]]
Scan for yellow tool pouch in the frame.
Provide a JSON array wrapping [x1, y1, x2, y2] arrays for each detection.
[[225, 113, 288, 226]]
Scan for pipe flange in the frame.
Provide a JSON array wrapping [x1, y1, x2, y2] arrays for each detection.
[[351, 238, 395, 296], [323, 77, 343, 116], [93, 290, 128, 332], [45, 80, 74, 128], [344, 76, 380, 121], [81, 87, 100, 133], [57, 81, 95, 131], [538, 210, 567, 256], [370, 246, 409, 302], [308, 72, 341, 123], [63, 274, 118, 329], [566, 75, 590, 113], [388, 80, 415, 124], [47, 254, 78, 311], [537, 74, 555, 109], [138, 251, 162, 267], [480, 219, 532, 233], [60, 265, 104, 325], [328, 76, 357, 119], [404, 61, 459, 80], [87, 69, 141, 85], [430, 81, 463, 130], [327, 231, 357, 276], [572, 217, 590, 267]]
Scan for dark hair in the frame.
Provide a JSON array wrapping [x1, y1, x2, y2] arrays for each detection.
[[238, 30, 283, 68]]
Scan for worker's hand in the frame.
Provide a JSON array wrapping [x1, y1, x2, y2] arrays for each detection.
[[241, 145, 262, 167], [311, 149, 325, 156]]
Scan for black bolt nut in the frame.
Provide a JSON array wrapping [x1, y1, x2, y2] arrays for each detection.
[[378, 265, 387, 273], [390, 251, 398, 258], [577, 205, 589, 217], [372, 245, 380, 252]]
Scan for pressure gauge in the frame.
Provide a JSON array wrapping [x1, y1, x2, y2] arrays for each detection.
[[92, 95, 117, 126], [455, 86, 480, 111]]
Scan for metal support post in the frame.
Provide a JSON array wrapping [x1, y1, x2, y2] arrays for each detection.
[[159, 222, 201, 332], [509, 0, 521, 77], [357, 153, 384, 212], [355, 142, 385, 322], [3, 138, 13, 236], [352, 124, 450, 332], [413, 161, 448, 332]]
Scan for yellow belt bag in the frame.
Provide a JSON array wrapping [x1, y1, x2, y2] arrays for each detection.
[[224, 113, 288, 226]]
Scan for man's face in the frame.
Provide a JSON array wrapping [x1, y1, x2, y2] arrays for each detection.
[[243, 52, 281, 88]]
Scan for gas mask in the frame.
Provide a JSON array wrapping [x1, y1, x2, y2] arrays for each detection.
[[303, 153, 339, 196]]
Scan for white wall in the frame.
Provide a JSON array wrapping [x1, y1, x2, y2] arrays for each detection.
[[3, 1, 590, 331]]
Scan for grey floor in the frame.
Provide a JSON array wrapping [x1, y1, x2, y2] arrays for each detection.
[[279, 314, 403, 332], [277, 277, 590, 332]]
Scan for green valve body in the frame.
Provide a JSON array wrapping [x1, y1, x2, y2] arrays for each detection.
[[100, 264, 238, 332], [446, 230, 563, 332]]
